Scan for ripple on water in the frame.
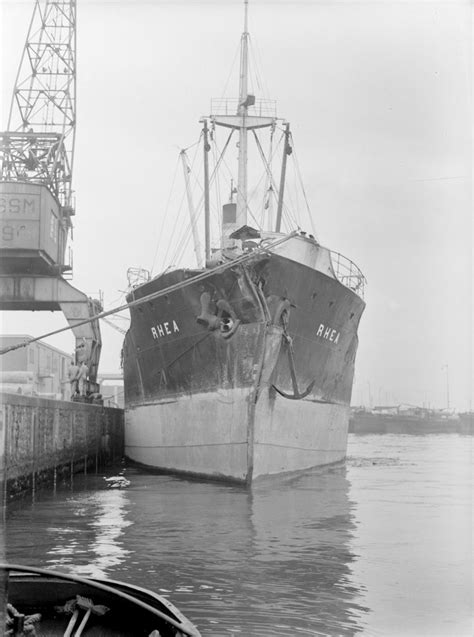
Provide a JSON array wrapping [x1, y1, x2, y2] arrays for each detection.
[[5, 434, 473, 636]]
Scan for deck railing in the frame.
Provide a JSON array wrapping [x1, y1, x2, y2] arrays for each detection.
[[330, 251, 366, 299], [210, 97, 277, 118]]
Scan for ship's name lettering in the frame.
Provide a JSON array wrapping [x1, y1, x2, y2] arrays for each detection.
[[150, 320, 180, 340], [316, 323, 340, 344]]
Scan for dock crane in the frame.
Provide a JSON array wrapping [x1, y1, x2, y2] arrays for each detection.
[[0, 0, 102, 394]]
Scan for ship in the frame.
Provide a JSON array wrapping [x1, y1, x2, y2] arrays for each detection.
[[349, 406, 473, 435], [122, 2, 366, 483]]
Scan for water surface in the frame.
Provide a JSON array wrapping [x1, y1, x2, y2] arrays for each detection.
[[5, 434, 473, 636]]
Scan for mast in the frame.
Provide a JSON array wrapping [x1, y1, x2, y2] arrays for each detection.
[[275, 123, 291, 232], [203, 119, 211, 262], [236, 0, 250, 228], [180, 150, 203, 268], [209, 0, 275, 246]]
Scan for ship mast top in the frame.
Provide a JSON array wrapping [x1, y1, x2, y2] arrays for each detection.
[[238, 0, 250, 109], [206, 0, 277, 249], [236, 0, 250, 228]]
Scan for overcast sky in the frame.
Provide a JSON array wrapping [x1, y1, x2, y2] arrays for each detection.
[[1, 0, 472, 410]]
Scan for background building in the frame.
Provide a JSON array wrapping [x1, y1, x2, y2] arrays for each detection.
[[0, 335, 124, 405], [0, 335, 73, 399], [98, 373, 124, 409]]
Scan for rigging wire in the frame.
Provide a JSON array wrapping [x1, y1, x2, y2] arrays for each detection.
[[151, 132, 226, 273], [181, 137, 202, 154], [281, 163, 301, 231], [247, 140, 277, 223], [211, 135, 223, 244], [157, 179, 188, 273], [0, 233, 297, 358], [217, 150, 262, 230], [159, 136, 205, 271], [219, 39, 242, 100], [170, 214, 196, 269], [169, 222, 196, 273], [267, 124, 307, 233], [247, 36, 261, 96], [252, 129, 297, 231], [249, 35, 272, 104], [150, 154, 181, 274], [260, 124, 275, 228], [153, 135, 206, 274], [291, 135, 318, 239], [175, 146, 206, 267], [280, 170, 300, 231], [171, 128, 238, 266], [190, 128, 236, 253], [169, 137, 206, 267], [103, 291, 127, 310], [104, 313, 130, 324], [252, 128, 284, 212], [290, 158, 301, 228]]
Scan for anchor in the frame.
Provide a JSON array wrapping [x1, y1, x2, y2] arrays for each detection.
[[272, 302, 315, 400], [197, 292, 241, 339]]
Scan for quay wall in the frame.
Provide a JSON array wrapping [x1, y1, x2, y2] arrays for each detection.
[[0, 392, 124, 501]]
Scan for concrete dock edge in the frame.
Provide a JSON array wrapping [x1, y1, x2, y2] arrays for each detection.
[[0, 392, 124, 502]]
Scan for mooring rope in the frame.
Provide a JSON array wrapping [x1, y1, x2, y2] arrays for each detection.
[[0, 232, 297, 356]]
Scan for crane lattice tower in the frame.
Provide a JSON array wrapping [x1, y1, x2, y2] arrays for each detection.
[[0, 0, 102, 392], [2, 0, 76, 218]]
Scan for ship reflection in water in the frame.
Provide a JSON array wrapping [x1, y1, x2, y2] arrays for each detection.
[[4, 434, 472, 636], [247, 470, 366, 635], [7, 487, 133, 580], [5, 465, 366, 635], [45, 489, 133, 578]]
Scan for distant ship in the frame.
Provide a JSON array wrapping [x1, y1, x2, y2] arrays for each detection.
[[123, 2, 366, 483], [349, 407, 472, 435]]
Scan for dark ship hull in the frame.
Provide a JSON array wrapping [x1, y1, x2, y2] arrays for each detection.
[[123, 236, 365, 483]]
